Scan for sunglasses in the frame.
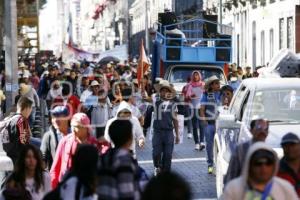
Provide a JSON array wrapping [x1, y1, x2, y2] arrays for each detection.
[[119, 111, 131, 115], [212, 81, 220, 85], [254, 124, 269, 132], [252, 159, 274, 167]]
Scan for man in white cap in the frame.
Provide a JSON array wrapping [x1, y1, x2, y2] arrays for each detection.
[[84, 80, 112, 139]]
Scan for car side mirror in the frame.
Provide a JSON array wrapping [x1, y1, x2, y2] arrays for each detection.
[[217, 113, 237, 128], [218, 113, 236, 122]]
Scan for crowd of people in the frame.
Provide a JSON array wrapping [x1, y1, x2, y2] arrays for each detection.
[[0, 56, 299, 200]]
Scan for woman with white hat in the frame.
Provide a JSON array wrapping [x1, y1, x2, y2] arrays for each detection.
[[200, 75, 222, 174]]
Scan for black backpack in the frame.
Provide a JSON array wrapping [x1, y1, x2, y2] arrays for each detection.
[[0, 114, 22, 162]]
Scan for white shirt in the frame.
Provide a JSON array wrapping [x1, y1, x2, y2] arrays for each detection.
[[80, 89, 92, 103], [60, 177, 97, 200], [25, 172, 51, 200]]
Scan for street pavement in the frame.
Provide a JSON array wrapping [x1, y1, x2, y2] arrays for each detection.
[[136, 132, 217, 199]]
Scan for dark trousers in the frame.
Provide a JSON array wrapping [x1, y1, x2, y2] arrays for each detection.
[[152, 129, 174, 172], [192, 109, 205, 144]]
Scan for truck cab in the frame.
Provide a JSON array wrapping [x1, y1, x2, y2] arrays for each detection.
[[151, 17, 233, 91]]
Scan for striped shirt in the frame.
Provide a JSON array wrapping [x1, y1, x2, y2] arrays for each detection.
[[97, 148, 141, 200]]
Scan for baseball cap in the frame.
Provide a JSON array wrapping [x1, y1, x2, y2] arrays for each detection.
[[281, 132, 300, 146], [50, 106, 69, 117], [71, 113, 92, 133], [250, 149, 276, 165]]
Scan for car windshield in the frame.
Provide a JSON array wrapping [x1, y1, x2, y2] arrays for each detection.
[[169, 67, 226, 84], [251, 89, 300, 122]]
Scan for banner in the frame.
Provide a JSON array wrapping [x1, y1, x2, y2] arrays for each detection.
[[62, 44, 100, 63]]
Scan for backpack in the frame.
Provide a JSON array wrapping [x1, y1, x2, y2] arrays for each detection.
[[0, 114, 21, 161]]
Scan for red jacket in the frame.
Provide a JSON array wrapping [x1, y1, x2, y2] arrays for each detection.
[[53, 95, 81, 116], [277, 158, 300, 197], [50, 133, 109, 188]]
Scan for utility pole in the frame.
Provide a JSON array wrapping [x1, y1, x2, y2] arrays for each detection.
[[219, 0, 223, 33], [145, 0, 149, 55], [4, 0, 18, 113]]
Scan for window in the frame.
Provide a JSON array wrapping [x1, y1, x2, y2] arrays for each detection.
[[231, 86, 248, 119], [287, 17, 294, 50], [279, 18, 284, 49], [261, 31, 265, 65], [270, 29, 274, 59]]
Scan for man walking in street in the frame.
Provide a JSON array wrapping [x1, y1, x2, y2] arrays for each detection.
[[222, 142, 298, 200], [200, 75, 221, 174], [2, 97, 33, 164], [104, 101, 145, 159], [277, 132, 300, 197], [224, 118, 269, 183], [40, 106, 71, 170], [152, 81, 179, 175], [97, 120, 142, 200], [50, 113, 109, 188], [84, 81, 112, 139]]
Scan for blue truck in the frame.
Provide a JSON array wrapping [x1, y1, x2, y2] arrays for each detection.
[[151, 17, 233, 93]]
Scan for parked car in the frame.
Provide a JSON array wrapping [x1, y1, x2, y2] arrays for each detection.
[[214, 78, 300, 197]]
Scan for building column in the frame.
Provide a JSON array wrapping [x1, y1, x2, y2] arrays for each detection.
[[4, 0, 18, 112], [0, 0, 4, 51]]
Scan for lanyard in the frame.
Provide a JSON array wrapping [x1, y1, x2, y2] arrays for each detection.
[[261, 182, 273, 200]]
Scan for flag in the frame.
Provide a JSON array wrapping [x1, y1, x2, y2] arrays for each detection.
[[137, 39, 150, 85], [67, 14, 73, 47]]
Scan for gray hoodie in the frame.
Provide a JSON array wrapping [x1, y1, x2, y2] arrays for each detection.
[[222, 142, 298, 200], [104, 101, 145, 157]]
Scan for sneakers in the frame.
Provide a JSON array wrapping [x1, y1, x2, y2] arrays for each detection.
[[195, 143, 200, 150], [200, 143, 205, 151], [208, 166, 213, 174], [154, 167, 161, 176], [187, 133, 193, 139]]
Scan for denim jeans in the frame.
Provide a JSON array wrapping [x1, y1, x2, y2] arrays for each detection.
[[185, 106, 193, 133], [30, 137, 41, 148], [192, 109, 204, 144], [205, 124, 216, 167], [152, 129, 174, 172]]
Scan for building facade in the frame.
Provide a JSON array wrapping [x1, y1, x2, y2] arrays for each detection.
[[175, 0, 203, 18], [39, 0, 130, 56], [129, 0, 173, 57], [205, 0, 300, 69]]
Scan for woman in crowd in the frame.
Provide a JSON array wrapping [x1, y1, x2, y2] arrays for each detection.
[[46, 144, 98, 200], [0, 144, 51, 200], [184, 71, 205, 150]]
